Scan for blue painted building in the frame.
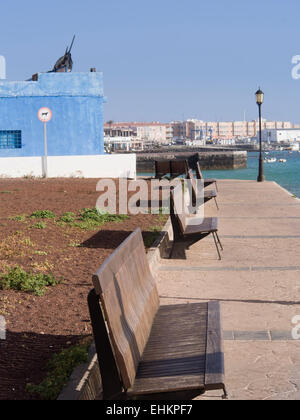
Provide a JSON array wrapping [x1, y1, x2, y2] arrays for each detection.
[[0, 72, 105, 157]]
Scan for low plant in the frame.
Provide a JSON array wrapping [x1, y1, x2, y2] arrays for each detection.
[[59, 212, 76, 223], [143, 226, 163, 248], [30, 210, 56, 219], [34, 251, 48, 256], [26, 341, 91, 400], [71, 208, 129, 230], [32, 260, 54, 273], [68, 241, 81, 248], [9, 214, 27, 222], [0, 266, 59, 296], [31, 222, 47, 230]]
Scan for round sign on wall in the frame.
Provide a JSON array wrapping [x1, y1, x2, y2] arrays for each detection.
[[38, 107, 52, 123]]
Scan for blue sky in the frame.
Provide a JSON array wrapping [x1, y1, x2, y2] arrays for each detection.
[[1, 0, 300, 123]]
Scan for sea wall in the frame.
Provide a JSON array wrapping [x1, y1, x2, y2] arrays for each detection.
[[136, 151, 247, 173]]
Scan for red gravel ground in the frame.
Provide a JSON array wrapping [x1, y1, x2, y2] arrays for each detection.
[[0, 178, 166, 400]]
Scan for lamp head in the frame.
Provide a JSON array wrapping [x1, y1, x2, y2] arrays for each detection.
[[256, 88, 264, 105]]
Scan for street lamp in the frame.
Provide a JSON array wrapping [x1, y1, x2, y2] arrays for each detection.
[[256, 88, 265, 182]]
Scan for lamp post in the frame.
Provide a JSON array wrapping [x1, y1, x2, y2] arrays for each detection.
[[256, 88, 265, 182]]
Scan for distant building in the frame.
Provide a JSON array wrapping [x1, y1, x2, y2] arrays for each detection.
[[262, 128, 300, 144], [104, 122, 173, 145], [104, 126, 143, 151]]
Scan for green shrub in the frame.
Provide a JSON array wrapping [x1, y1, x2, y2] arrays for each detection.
[[31, 222, 47, 229], [26, 342, 90, 400], [0, 266, 59, 296], [72, 208, 129, 230], [30, 210, 56, 219], [143, 227, 162, 248], [9, 214, 27, 222], [34, 251, 48, 256], [59, 212, 76, 223]]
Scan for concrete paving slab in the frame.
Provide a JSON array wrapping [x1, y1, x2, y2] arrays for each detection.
[[270, 331, 295, 341], [218, 218, 300, 236], [198, 341, 300, 400], [161, 237, 300, 267], [233, 331, 270, 341], [157, 270, 300, 302]]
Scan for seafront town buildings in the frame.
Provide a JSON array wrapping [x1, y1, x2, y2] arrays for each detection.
[[171, 119, 299, 142], [104, 119, 300, 148]]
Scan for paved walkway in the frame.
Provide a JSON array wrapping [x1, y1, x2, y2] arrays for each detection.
[[156, 180, 300, 400]]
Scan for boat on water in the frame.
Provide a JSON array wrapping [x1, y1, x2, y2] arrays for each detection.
[[279, 159, 287, 163], [264, 158, 277, 163]]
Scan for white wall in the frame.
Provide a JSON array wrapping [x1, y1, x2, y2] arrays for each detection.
[[0, 154, 136, 179], [262, 129, 300, 143], [276, 130, 300, 143]]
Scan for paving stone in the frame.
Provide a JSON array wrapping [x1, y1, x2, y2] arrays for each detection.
[[270, 331, 295, 341], [223, 331, 234, 341], [233, 331, 271, 341]]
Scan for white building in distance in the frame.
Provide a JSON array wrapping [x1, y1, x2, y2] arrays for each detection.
[[262, 128, 300, 144]]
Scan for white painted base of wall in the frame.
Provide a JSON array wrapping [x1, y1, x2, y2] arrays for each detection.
[[0, 154, 136, 179]]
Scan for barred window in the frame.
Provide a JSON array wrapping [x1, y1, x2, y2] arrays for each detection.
[[0, 131, 22, 149]]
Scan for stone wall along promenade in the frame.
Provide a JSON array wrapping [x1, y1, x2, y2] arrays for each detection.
[[136, 151, 247, 173]]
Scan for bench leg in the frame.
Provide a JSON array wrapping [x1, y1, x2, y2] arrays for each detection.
[[215, 181, 219, 192], [222, 384, 229, 400], [212, 232, 222, 260], [215, 232, 223, 251], [214, 197, 219, 211]]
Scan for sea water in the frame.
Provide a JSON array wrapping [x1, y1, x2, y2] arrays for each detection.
[[202, 150, 300, 198]]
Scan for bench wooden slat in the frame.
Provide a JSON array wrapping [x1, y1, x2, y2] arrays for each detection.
[[194, 161, 218, 191], [128, 303, 208, 396], [185, 217, 218, 235], [155, 160, 187, 179], [188, 168, 217, 202], [204, 178, 217, 184], [205, 301, 225, 391], [92, 229, 160, 390], [204, 190, 217, 199], [155, 161, 171, 179], [170, 160, 187, 177]]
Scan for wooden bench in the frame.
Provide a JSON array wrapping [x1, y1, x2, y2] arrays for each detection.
[[170, 184, 223, 260], [187, 167, 219, 211], [185, 160, 218, 191], [195, 161, 218, 192], [155, 160, 187, 180], [88, 228, 227, 400]]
